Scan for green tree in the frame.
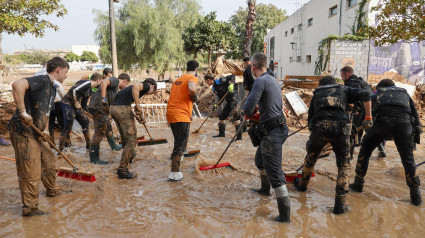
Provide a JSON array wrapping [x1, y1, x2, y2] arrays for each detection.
[[64, 52, 80, 62], [367, 0, 425, 46], [229, 3, 287, 58], [94, 0, 201, 79], [0, 0, 67, 51], [183, 12, 237, 67], [80, 51, 98, 62]]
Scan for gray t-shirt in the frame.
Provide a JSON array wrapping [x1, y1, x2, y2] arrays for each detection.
[[244, 73, 283, 123], [89, 77, 119, 113]]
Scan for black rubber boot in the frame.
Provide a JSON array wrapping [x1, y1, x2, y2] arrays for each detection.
[[378, 151, 387, 159], [275, 196, 291, 222], [333, 194, 349, 214], [294, 177, 307, 192], [117, 169, 137, 179], [213, 123, 226, 138], [410, 186, 422, 206], [107, 134, 122, 151], [349, 176, 364, 192], [252, 171, 271, 196], [89, 145, 109, 165], [242, 123, 247, 133], [235, 124, 242, 141]]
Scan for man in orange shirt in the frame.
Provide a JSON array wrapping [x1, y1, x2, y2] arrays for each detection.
[[167, 60, 199, 181]]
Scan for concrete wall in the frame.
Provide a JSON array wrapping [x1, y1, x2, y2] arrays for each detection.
[[264, 0, 374, 80]]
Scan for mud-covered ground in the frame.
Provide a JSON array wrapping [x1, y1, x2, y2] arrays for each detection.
[[0, 118, 424, 237]]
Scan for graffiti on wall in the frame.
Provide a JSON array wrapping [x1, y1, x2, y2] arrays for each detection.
[[369, 0, 425, 83]]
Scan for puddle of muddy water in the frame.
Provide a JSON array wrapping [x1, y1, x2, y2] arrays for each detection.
[[1, 118, 424, 237]]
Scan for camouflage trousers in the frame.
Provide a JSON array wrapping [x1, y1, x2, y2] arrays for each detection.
[[89, 109, 113, 146], [110, 105, 137, 172], [10, 132, 59, 215], [300, 129, 351, 196]]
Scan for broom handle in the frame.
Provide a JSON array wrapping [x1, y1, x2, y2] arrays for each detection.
[[0, 156, 15, 161], [29, 124, 77, 169], [288, 125, 308, 138], [214, 118, 246, 167], [194, 91, 230, 132], [417, 161, 425, 167], [142, 122, 153, 140]]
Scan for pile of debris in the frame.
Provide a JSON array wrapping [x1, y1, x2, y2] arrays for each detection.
[[413, 84, 425, 122], [0, 83, 15, 134]]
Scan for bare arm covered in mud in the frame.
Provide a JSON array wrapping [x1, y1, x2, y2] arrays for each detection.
[[132, 82, 142, 106], [12, 78, 30, 113], [100, 78, 111, 98]]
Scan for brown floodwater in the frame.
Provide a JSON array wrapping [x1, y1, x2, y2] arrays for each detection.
[[1, 118, 424, 237]]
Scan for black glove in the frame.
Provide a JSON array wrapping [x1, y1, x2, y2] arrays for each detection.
[[414, 126, 422, 144], [190, 94, 198, 103]]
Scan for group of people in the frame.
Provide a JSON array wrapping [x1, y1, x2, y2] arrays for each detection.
[[7, 54, 422, 221]]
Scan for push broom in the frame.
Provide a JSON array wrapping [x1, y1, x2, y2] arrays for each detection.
[[198, 118, 246, 171], [137, 121, 168, 146], [192, 91, 229, 134], [29, 123, 96, 182]]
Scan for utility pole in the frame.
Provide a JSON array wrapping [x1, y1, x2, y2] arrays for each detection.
[[109, 0, 119, 77]]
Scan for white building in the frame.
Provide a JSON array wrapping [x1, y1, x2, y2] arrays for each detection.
[[264, 0, 379, 80], [72, 45, 100, 58]]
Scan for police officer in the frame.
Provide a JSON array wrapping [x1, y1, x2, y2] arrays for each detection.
[[60, 73, 102, 150], [244, 53, 290, 222], [293, 76, 372, 214], [341, 66, 387, 158], [350, 79, 422, 206], [204, 71, 242, 140]]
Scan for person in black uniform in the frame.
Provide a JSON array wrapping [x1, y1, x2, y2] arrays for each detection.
[[341, 66, 387, 158], [110, 78, 157, 179], [204, 71, 242, 140], [294, 76, 372, 214], [60, 73, 102, 150], [350, 79, 422, 206]]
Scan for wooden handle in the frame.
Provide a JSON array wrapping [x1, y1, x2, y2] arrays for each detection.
[[142, 123, 153, 140], [214, 118, 246, 167], [288, 125, 308, 137], [194, 91, 230, 133], [0, 156, 15, 161], [29, 124, 76, 169]]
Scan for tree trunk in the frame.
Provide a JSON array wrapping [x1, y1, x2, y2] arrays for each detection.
[[208, 48, 212, 69], [243, 0, 257, 58]]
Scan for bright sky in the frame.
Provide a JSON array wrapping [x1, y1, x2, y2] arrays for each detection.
[[1, 0, 309, 54]]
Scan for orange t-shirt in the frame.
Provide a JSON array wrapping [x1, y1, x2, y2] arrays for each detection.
[[167, 74, 199, 123]]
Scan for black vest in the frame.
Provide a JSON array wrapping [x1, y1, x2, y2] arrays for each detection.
[[374, 86, 411, 113], [313, 85, 347, 114]]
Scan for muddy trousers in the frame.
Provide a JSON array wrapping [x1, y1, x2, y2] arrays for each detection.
[[89, 109, 113, 147], [110, 105, 137, 173], [169, 122, 190, 172], [60, 103, 90, 141], [354, 119, 420, 188], [254, 125, 288, 188], [299, 129, 351, 196], [10, 132, 59, 214]]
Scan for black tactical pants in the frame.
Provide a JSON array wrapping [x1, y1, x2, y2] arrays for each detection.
[[60, 103, 90, 137], [170, 122, 190, 156], [254, 124, 288, 188], [355, 118, 420, 188], [300, 123, 351, 196], [48, 102, 63, 136]]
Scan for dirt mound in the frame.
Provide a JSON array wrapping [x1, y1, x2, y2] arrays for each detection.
[[413, 84, 425, 121]]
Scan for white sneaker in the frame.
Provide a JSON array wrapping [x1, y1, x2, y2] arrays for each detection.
[[168, 172, 183, 181]]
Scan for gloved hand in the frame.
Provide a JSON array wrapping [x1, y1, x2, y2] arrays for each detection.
[[190, 94, 197, 103], [212, 104, 218, 111], [361, 117, 373, 130], [101, 97, 108, 105], [228, 83, 234, 93], [40, 130, 50, 142], [415, 126, 423, 135], [19, 110, 33, 126], [74, 101, 82, 109]]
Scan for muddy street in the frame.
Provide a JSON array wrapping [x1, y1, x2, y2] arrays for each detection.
[[0, 118, 424, 237]]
